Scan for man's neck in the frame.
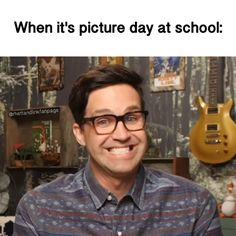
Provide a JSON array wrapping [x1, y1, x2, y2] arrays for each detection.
[[89, 162, 139, 201], [100, 174, 136, 201]]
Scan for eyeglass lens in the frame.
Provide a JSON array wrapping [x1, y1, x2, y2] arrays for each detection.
[[93, 111, 147, 134]]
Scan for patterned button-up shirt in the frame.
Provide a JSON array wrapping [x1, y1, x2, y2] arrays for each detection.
[[13, 164, 222, 236]]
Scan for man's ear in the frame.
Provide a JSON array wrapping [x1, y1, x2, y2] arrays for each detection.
[[72, 123, 86, 146]]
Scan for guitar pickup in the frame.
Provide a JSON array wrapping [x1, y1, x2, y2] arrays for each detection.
[[206, 124, 218, 131], [207, 107, 218, 114], [205, 139, 221, 144], [206, 133, 220, 138]]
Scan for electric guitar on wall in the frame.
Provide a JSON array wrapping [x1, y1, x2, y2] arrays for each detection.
[[189, 57, 236, 164]]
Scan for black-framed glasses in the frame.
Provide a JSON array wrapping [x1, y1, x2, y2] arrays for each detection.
[[82, 110, 148, 135]]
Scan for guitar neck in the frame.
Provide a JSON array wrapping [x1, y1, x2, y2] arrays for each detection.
[[208, 57, 225, 107]]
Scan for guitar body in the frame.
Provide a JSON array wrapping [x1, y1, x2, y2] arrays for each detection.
[[189, 96, 236, 164]]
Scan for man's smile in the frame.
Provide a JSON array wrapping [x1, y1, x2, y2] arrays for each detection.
[[107, 145, 134, 155]]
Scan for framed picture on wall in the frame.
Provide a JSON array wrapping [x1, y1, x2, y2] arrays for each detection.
[[38, 57, 64, 92], [149, 57, 185, 92], [99, 57, 124, 65]]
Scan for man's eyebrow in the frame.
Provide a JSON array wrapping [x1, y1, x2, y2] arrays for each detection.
[[124, 105, 142, 112], [89, 109, 113, 116]]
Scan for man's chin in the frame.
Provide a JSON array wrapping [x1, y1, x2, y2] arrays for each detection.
[[105, 162, 141, 178]]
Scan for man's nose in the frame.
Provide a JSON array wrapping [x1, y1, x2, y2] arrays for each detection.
[[111, 121, 130, 140]]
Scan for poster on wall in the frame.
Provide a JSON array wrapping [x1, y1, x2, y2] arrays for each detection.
[[38, 57, 64, 92], [149, 57, 185, 92], [99, 57, 124, 65]]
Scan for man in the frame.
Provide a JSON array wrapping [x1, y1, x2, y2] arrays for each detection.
[[13, 64, 222, 236]]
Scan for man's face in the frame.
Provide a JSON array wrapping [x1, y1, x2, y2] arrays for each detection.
[[73, 84, 148, 178]]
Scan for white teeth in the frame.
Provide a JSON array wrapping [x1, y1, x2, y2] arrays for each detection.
[[109, 147, 130, 154]]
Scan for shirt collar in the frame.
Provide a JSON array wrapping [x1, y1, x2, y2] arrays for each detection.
[[83, 163, 108, 209], [83, 163, 146, 210], [127, 165, 145, 210]]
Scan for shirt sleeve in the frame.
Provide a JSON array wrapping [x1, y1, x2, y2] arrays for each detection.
[[13, 192, 39, 236]]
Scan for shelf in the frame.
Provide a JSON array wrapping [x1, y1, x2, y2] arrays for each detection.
[[7, 166, 79, 170], [5, 105, 79, 168], [142, 158, 173, 163]]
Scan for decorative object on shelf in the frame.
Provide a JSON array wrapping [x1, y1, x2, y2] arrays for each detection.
[[6, 106, 78, 168], [219, 180, 236, 218], [40, 139, 61, 166], [99, 57, 124, 65], [40, 152, 60, 166], [38, 57, 64, 92], [149, 57, 185, 92], [32, 120, 51, 153], [12, 143, 36, 168]]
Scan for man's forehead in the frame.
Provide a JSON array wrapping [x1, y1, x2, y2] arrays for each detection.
[[87, 105, 142, 117]]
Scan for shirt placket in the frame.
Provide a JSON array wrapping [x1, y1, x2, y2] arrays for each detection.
[[104, 193, 125, 236]]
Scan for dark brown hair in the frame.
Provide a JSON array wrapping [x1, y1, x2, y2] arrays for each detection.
[[68, 64, 145, 125]]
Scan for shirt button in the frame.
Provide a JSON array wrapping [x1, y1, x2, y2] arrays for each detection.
[[107, 194, 112, 201], [117, 231, 122, 236]]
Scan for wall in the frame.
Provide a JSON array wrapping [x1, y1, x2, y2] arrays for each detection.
[[1, 57, 236, 214]]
